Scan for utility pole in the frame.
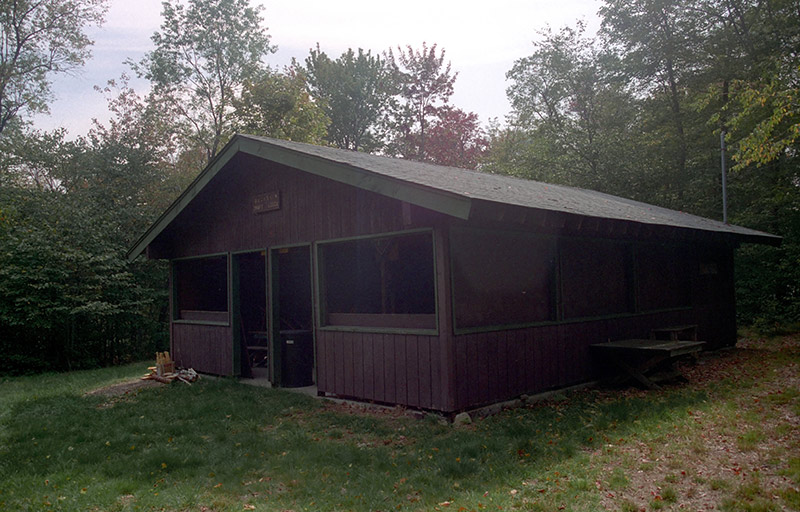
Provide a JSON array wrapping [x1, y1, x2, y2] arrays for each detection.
[[721, 80, 729, 224], [721, 129, 728, 224]]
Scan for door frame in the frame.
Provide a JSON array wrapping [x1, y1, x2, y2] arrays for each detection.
[[231, 249, 268, 377], [268, 243, 315, 386]]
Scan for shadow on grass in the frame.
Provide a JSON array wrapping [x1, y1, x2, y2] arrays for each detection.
[[0, 375, 710, 511]]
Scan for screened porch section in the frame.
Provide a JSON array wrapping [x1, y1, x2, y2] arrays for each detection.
[[173, 254, 229, 324], [317, 230, 437, 331]]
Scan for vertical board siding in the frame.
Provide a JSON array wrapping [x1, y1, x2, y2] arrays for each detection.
[[353, 333, 364, 399], [418, 337, 432, 409], [315, 331, 443, 410], [385, 334, 398, 404], [334, 332, 345, 393], [343, 332, 355, 397], [172, 323, 232, 376], [164, 154, 433, 259], [406, 336, 420, 408], [451, 308, 708, 411], [392, 335, 408, 404]]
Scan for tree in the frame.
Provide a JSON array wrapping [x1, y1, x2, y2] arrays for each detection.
[[423, 106, 488, 169], [600, 0, 704, 198], [491, 0, 800, 330], [0, 0, 107, 135], [0, 77, 187, 374], [235, 68, 329, 145], [0, 133, 166, 374], [502, 24, 640, 194], [385, 43, 457, 160], [303, 46, 394, 152], [712, 0, 800, 170], [135, 0, 275, 163]]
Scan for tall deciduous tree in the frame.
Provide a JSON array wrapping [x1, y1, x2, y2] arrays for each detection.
[[600, 0, 705, 199], [235, 68, 329, 145], [135, 0, 275, 163], [0, 0, 107, 135], [502, 25, 639, 194], [303, 46, 393, 152], [385, 43, 457, 160]]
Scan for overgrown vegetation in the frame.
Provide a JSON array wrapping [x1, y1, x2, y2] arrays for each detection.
[[0, 332, 797, 511]]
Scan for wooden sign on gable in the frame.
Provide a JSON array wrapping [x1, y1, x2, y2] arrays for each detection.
[[253, 191, 280, 214]]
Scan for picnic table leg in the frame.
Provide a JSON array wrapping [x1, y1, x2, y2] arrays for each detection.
[[614, 358, 662, 390]]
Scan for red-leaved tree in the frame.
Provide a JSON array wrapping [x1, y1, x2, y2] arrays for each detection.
[[424, 106, 488, 169]]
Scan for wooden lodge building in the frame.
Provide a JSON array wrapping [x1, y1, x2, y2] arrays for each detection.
[[127, 135, 780, 413]]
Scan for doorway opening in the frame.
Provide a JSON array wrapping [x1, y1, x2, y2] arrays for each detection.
[[270, 245, 314, 387], [233, 251, 267, 379]]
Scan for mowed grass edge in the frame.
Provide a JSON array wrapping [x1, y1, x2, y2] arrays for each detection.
[[0, 333, 798, 512]]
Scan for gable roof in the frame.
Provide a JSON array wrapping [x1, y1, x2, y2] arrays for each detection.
[[127, 134, 780, 261]]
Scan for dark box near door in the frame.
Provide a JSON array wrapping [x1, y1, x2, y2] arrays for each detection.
[[280, 330, 313, 387]]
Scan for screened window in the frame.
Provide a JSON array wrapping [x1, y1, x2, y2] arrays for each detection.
[[318, 231, 436, 330], [451, 229, 557, 330], [174, 255, 228, 322], [560, 238, 633, 319], [636, 245, 692, 311]]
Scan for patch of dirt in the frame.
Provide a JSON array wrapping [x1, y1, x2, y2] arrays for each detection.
[[84, 378, 163, 408], [320, 399, 430, 421], [85, 378, 163, 397], [597, 333, 800, 511]]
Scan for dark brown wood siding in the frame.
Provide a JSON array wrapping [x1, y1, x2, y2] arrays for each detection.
[[151, 153, 441, 258], [151, 151, 741, 412], [158, 155, 450, 388], [692, 247, 737, 349], [451, 309, 696, 410], [171, 323, 233, 376], [316, 330, 443, 410]]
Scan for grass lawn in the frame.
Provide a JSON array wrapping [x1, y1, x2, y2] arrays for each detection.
[[1, 332, 798, 512]]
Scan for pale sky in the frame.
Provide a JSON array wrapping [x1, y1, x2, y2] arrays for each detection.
[[34, 0, 602, 136]]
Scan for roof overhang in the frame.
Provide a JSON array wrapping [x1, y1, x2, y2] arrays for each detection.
[[128, 135, 782, 262], [126, 135, 473, 261]]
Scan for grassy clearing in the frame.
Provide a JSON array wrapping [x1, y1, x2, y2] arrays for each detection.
[[1, 333, 798, 511]]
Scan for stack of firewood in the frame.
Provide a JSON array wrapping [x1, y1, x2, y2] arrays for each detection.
[[141, 352, 198, 384], [156, 351, 175, 376]]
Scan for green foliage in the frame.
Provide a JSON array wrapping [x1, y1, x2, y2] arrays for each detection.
[[385, 43, 459, 160], [499, 24, 641, 196], [494, 0, 800, 329], [0, 183, 166, 374], [0, 0, 108, 134], [135, 0, 275, 162], [235, 68, 329, 145], [0, 85, 183, 374], [302, 46, 394, 152]]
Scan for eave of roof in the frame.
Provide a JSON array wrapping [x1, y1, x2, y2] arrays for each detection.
[[126, 134, 781, 262]]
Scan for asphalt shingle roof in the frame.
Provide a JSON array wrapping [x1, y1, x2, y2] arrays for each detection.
[[246, 135, 779, 243]]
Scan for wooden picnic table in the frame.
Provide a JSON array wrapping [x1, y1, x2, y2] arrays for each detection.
[[590, 338, 706, 390]]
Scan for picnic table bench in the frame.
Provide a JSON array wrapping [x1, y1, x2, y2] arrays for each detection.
[[590, 338, 706, 390], [650, 324, 698, 341]]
